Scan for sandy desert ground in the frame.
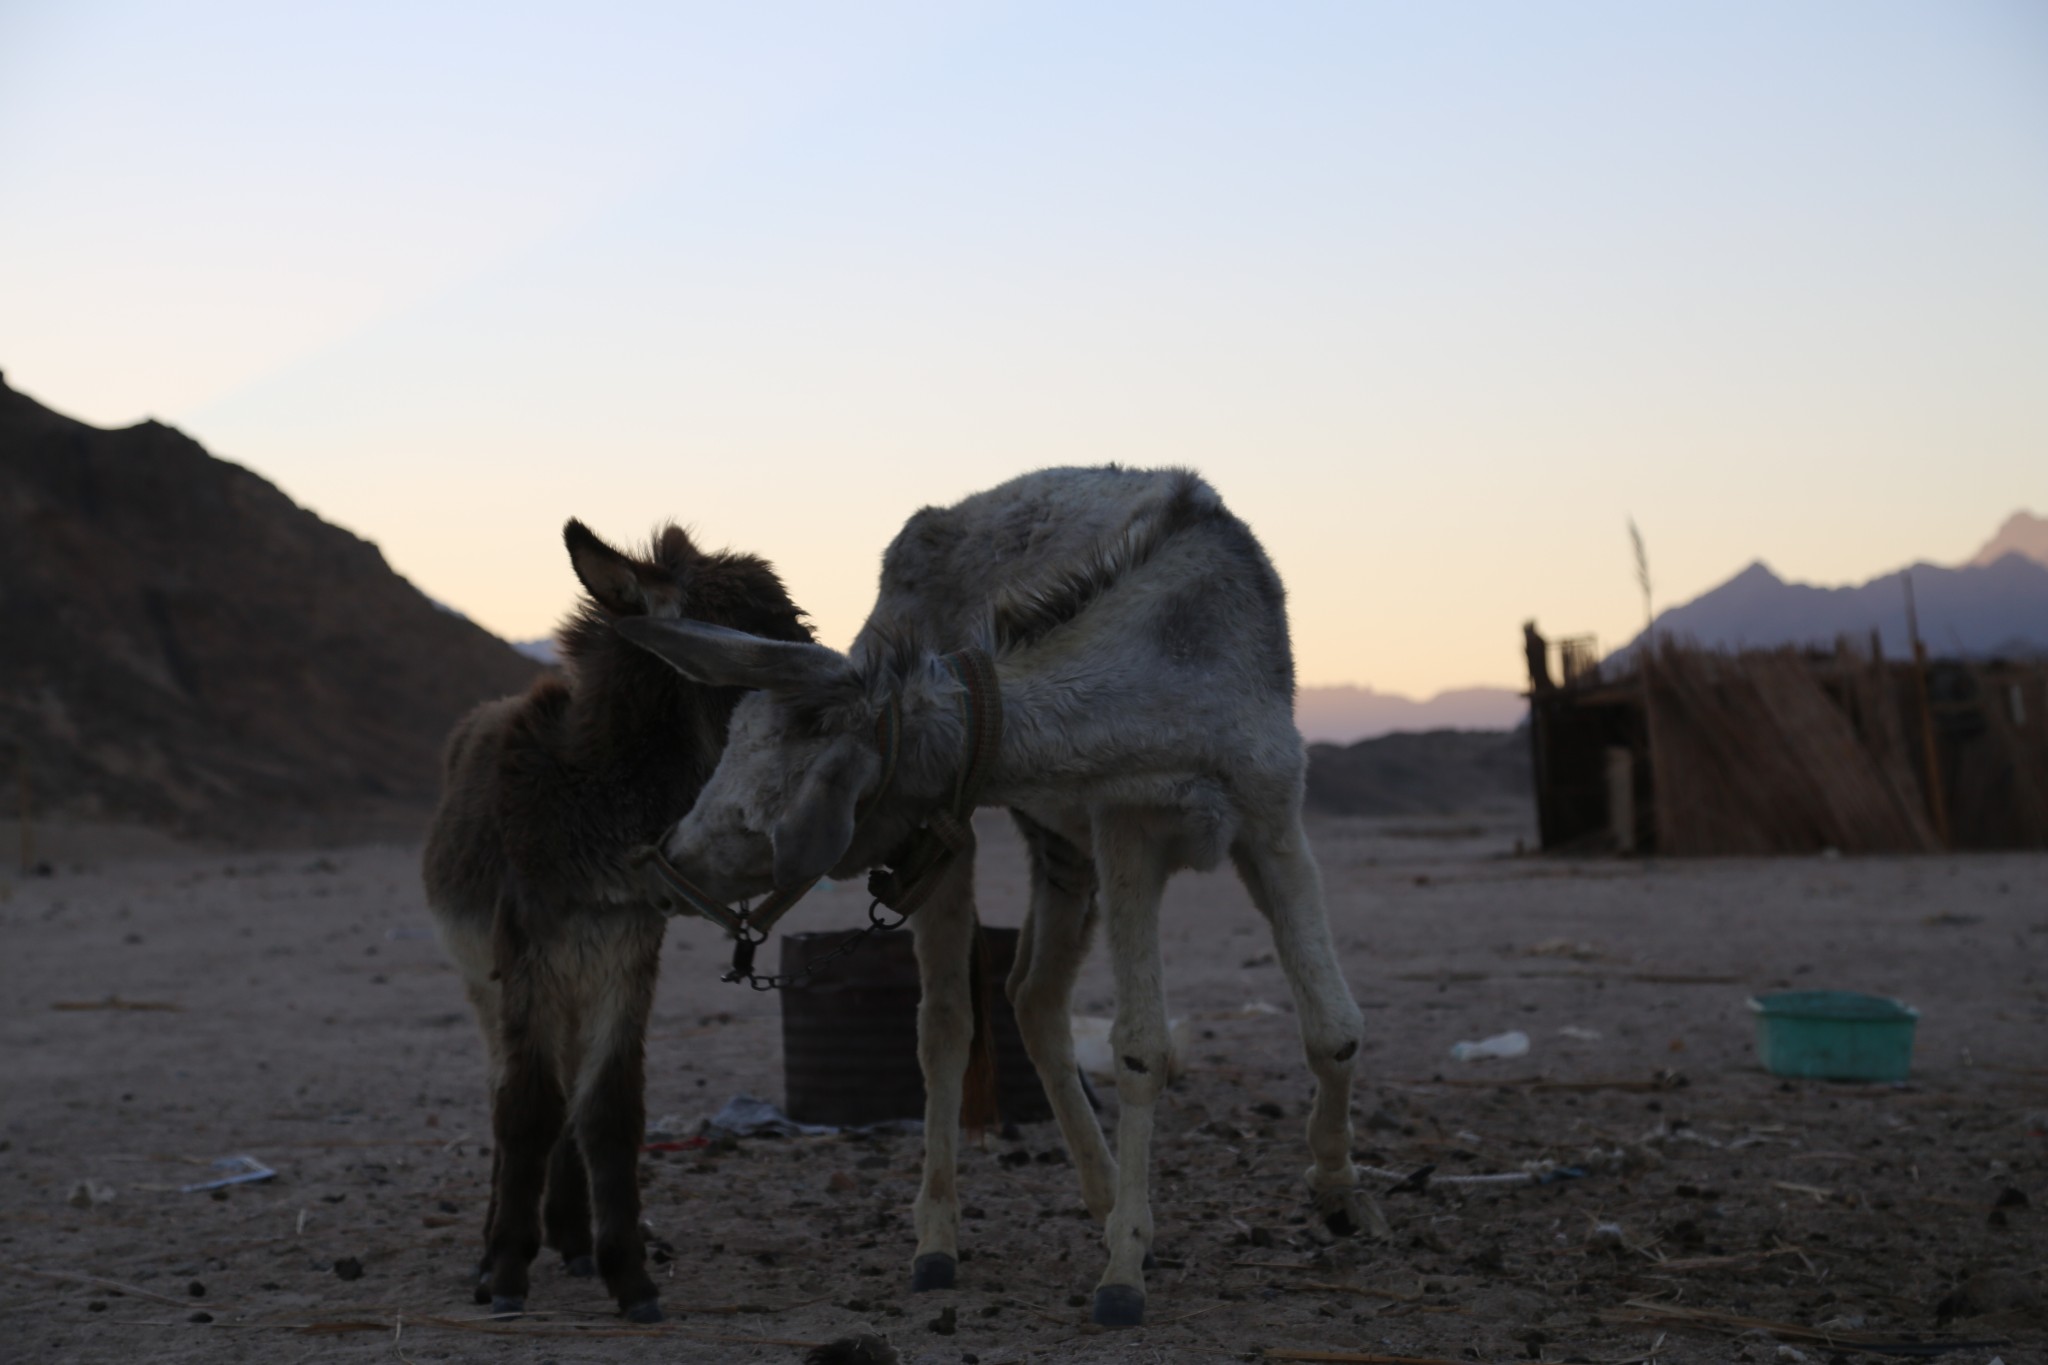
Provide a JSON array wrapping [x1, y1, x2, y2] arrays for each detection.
[[2, 810, 2043, 1364]]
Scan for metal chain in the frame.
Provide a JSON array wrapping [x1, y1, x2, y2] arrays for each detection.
[[720, 898, 910, 992]]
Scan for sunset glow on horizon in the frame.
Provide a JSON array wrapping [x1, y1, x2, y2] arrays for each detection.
[[3, 2, 2042, 696]]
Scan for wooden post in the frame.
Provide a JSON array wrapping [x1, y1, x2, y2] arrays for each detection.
[[1903, 574, 1952, 849]]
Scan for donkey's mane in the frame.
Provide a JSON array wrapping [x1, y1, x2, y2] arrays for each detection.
[[987, 468, 1222, 654]]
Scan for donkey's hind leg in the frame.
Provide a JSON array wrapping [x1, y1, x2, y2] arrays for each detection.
[[544, 1131, 594, 1277], [1006, 812, 1114, 1221], [443, 930, 509, 1304], [1085, 806, 1175, 1328], [568, 911, 665, 1321], [482, 959, 569, 1315], [1230, 806, 1387, 1240]]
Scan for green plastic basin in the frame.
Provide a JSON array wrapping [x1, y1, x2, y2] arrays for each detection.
[[1748, 991, 1919, 1082]]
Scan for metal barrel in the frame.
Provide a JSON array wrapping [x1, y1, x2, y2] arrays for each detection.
[[780, 925, 1054, 1127]]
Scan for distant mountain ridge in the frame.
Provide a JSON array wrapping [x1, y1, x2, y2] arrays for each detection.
[[1619, 512, 2048, 663], [1971, 510, 2048, 569], [0, 372, 540, 840], [1305, 729, 1531, 816], [1294, 683, 1523, 743]]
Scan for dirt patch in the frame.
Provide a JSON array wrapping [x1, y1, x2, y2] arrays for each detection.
[[2, 812, 2042, 1363]]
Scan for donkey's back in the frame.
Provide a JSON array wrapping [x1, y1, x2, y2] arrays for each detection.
[[868, 465, 1300, 800]]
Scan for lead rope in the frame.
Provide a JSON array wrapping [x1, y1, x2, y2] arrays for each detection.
[[635, 649, 1000, 991]]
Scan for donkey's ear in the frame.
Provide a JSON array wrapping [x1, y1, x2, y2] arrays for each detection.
[[770, 735, 881, 888], [614, 617, 850, 692], [565, 519, 678, 617]]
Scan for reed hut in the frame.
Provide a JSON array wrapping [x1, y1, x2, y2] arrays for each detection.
[[1524, 629, 2048, 855]]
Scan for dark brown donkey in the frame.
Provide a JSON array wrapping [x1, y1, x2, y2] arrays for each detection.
[[423, 520, 809, 1322]]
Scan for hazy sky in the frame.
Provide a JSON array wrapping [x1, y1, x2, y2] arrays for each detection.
[[4, 1, 2043, 696]]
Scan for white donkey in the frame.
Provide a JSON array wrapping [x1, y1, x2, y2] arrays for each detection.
[[619, 466, 1385, 1328]]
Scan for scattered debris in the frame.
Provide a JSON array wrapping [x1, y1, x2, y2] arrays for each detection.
[[805, 1336, 900, 1365], [641, 1137, 710, 1154], [1585, 1220, 1627, 1252], [700, 1094, 919, 1140], [1261, 1352, 1468, 1364], [180, 1155, 275, 1193], [1599, 1299, 2011, 1354], [1557, 1025, 1603, 1041], [332, 1256, 364, 1281], [50, 997, 183, 1012], [0, 1263, 202, 1308], [66, 1180, 115, 1209], [1448, 1030, 1530, 1062], [1364, 1162, 1589, 1191], [1523, 937, 1610, 962]]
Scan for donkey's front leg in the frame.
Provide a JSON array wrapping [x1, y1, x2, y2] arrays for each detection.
[[1088, 809, 1173, 1329], [572, 913, 665, 1322], [907, 847, 979, 1293]]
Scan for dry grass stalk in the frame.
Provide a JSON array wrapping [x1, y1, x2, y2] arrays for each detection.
[[49, 997, 183, 1012], [1284, 1280, 1423, 1302], [1645, 1245, 1808, 1272], [1601, 1298, 2006, 1350], [0, 1262, 220, 1309], [1261, 1352, 1469, 1364]]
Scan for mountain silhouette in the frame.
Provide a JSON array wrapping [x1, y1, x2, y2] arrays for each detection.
[[1620, 543, 2048, 663], [1, 372, 540, 841], [1970, 510, 2048, 569]]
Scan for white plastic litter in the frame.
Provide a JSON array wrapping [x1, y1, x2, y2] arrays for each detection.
[[1449, 1030, 1530, 1062], [693, 1093, 922, 1139], [67, 1179, 116, 1208], [181, 1155, 275, 1193]]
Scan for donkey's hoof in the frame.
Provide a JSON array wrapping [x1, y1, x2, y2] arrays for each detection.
[[489, 1296, 526, 1316], [564, 1254, 596, 1278], [621, 1297, 663, 1324], [1317, 1186, 1392, 1241], [472, 1276, 492, 1306], [911, 1252, 957, 1292], [1091, 1283, 1145, 1328]]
